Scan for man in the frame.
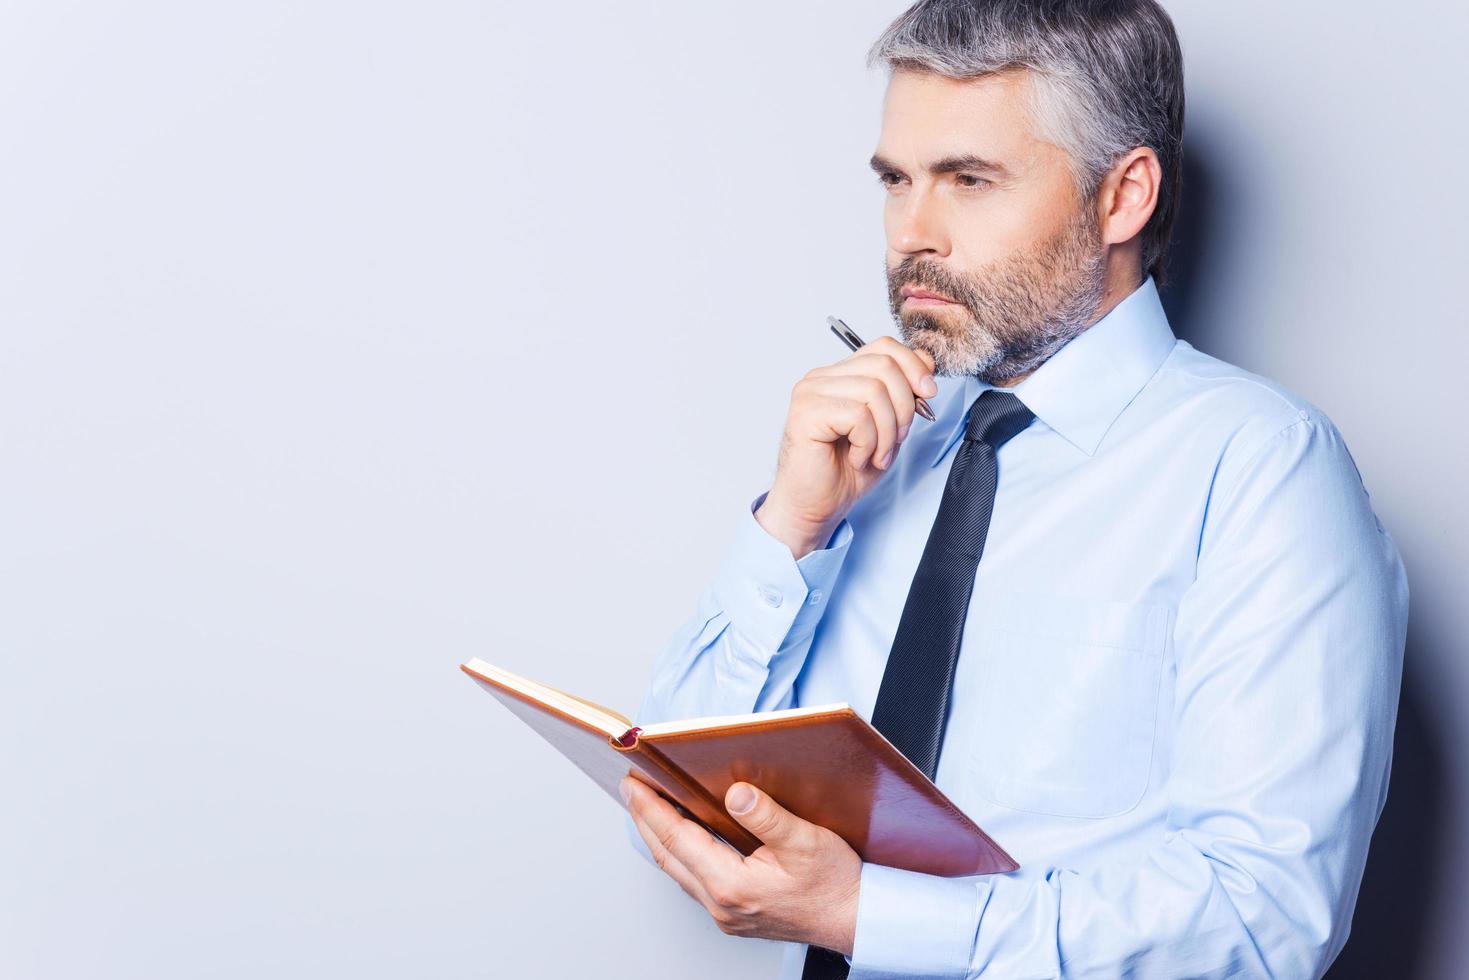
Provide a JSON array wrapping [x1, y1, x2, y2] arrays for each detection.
[[620, 1, 1409, 976]]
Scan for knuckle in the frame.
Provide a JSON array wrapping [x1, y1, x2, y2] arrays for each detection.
[[838, 397, 867, 425], [746, 809, 780, 837], [878, 355, 915, 384], [712, 905, 755, 935], [706, 877, 741, 909], [791, 828, 820, 856]]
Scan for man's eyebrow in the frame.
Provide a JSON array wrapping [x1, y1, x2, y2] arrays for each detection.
[[868, 153, 1011, 178]]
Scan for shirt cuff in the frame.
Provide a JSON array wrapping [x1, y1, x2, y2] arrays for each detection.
[[847, 864, 983, 980], [708, 490, 853, 660]]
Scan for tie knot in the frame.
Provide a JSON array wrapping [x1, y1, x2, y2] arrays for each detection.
[[963, 389, 1035, 448]]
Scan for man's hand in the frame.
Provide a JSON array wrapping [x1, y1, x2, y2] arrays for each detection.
[[620, 775, 863, 956], [758, 336, 937, 560]]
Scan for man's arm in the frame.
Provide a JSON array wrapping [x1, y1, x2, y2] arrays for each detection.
[[622, 489, 855, 870], [632, 334, 933, 723], [631, 489, 854, 726], [845, 410, 1409, 978]]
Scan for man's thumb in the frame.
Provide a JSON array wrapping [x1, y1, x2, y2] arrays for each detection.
[[725, 782, 807, 849]]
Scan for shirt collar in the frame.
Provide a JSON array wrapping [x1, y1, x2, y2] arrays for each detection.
[[927, 274, 1177, 466]]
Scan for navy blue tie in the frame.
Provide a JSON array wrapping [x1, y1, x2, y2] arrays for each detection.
[[801, 388, 1034, 980]]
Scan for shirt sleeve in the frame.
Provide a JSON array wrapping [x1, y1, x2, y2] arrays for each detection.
[[847, 410, 1410, 979], [623, 490, 855, 866], [631, 489, 855, 725]]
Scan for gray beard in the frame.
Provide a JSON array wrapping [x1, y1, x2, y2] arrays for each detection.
[[886, 206, 1110, 383]]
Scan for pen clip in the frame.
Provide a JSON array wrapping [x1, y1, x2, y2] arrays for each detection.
[[826, 315, 864, 352]]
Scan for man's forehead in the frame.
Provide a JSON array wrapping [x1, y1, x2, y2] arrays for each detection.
[[876, 68, 1039, 161]]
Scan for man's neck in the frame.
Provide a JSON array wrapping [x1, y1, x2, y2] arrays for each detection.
[[1092, 259, 1146, 326]]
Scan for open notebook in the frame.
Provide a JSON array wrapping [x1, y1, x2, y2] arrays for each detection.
[[462, 658, 1017, 878]]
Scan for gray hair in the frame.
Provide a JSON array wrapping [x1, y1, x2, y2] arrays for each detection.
[[867, 0, 1186, 289]]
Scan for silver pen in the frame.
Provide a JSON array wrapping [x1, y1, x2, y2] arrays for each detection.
[[826, 315, 937, 422]]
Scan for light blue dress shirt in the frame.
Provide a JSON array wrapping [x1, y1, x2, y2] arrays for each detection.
[[628, 276, 1409, 978]]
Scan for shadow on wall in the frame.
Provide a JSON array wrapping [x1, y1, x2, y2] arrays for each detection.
[[1159, 148, 1447, 979], [1329, 640, 1445, 978], [1156, 145, 1212, 350]]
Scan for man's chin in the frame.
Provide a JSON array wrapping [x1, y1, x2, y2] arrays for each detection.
[[897, 310, 961, 344], [897, 315, 979, 372]]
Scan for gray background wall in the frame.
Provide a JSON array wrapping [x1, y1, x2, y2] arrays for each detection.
[[1, 2, 1463, 977]]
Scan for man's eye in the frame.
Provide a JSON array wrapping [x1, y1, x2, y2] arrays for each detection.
[[956, 174, 990, 188], [876, 172, 902, 188]]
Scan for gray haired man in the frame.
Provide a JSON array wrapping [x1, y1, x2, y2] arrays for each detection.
[[621, 2, 1409, 977]]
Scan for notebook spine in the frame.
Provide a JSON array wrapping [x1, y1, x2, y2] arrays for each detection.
[[610, 729, 762, 856]]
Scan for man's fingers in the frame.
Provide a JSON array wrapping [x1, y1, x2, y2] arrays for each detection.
[[724, 782, 816, 853], [628, 806, 717, 907], [819, 352, 921, 433], [623, 777, 745, 889], [803, 375, 898, 470], [863, 335, 938, 398]]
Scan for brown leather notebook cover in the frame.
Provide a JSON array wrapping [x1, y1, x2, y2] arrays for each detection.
[[461, 658, 1018, 878]]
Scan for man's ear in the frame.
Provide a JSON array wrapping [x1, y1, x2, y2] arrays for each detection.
[[1097, 147, 1161, 248]]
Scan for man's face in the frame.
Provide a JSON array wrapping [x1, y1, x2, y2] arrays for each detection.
[[873, 68, 1108, 383]]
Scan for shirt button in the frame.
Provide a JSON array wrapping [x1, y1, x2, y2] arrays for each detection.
[[808, 589, 824, 606], [757, 585, 783, 608]]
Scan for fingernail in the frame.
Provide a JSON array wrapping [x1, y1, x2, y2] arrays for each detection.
[[727, 783, 756, 815], [879, 448, 894, 469], [898, 422, 911, 442], [921, 375, 938, 396], [619, 779, 633, 805]]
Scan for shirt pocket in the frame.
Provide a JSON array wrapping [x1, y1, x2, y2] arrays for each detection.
[[965, 591, 1172, 819]]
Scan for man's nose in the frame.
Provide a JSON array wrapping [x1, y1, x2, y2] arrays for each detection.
[[890, 184, 951, 257]]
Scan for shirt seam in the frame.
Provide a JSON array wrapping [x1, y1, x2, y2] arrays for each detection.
[[1209, 413, 1313, 519]]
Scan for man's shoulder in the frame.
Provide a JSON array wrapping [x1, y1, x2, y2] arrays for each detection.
[[1155, 339, 1321, 422], [1144, 339, 1339, 461], [1127, 341, 1383, 526]]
